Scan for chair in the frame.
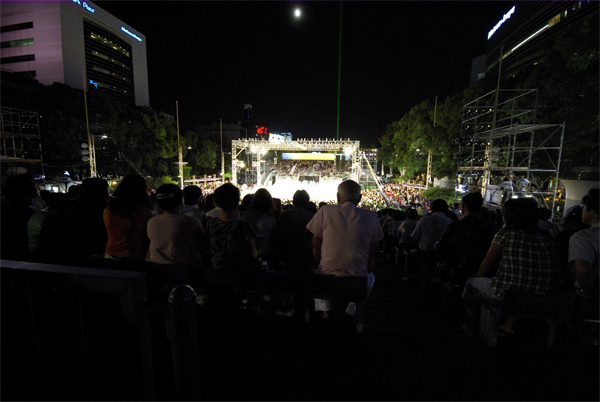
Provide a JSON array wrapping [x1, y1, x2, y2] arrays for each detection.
[[304, 274, 368, 333], [479, 289, 577, 348]]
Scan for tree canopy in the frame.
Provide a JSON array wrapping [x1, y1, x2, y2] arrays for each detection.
[[380, 12, 599, 181]]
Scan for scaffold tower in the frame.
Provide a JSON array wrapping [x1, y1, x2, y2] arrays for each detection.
[[455, 88, 565, 215], [1, 106, 45, 180]]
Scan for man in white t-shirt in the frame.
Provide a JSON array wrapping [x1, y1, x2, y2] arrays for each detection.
[[306, 180, 384, 317]]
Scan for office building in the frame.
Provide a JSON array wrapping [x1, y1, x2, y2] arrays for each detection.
[[484, 1, 598, 80], [1, 0, 149, 106]]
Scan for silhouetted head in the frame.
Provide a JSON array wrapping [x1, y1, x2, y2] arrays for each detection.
[[156, 184, 183, 212], [292, 190, 310, 208], [337, 180, 361, 205], [461, 192, 483, 214], [430, 199, 448, 213], [183, 185, 202, 206], [502, 198, 539, 231], [213, 183, 240, 212]]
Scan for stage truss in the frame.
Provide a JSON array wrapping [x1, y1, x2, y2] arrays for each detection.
[[456, 88, 565, 214], [231, 138, 361, 185]]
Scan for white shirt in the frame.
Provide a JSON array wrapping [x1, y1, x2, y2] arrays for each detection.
[[206, 206, 224, 219], [306, 201, 384, 276], [568, 222, 600, 277], [411, 212, 452, 252], [146, 213, 204, 264]]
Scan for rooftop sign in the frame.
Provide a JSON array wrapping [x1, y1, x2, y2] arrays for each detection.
[[488, 6, 515, 40], [121, 26, 142, 42], [73, 0, 95, 13]]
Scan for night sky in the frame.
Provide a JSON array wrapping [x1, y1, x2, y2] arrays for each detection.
[[96, 0, 512, 146]]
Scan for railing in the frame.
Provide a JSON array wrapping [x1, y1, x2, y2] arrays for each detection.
[[1, 260, 156, 400]]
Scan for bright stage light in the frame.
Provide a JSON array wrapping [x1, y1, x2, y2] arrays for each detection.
[[294, 8, 301, 18], [344, 147, 353, 156]]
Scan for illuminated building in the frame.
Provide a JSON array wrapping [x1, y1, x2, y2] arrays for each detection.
[[471, 1, 598, 85], [0, 0, 149, 106]]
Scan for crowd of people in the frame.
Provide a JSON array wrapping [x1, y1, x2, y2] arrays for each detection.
[[1, 173, 597, 344], [261, 159, 352, 180], [360, 183, 428, 211]]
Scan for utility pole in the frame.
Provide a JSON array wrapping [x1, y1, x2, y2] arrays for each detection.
[[176, 101, 184, 188], [82, 63, 96, 177], [220, 119, 225, 183], [426, 96, 438, 189]]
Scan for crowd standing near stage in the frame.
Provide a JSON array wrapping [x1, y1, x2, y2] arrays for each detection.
[[1, 173, 597, 345]]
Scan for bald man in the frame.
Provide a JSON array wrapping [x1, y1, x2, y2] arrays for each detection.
[[306, 180, 384, 317]]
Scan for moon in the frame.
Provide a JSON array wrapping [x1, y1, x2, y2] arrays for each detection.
[[294, 8, 301, 18]]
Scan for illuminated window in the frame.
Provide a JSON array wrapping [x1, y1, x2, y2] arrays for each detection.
[[90, 32, 130, 57], [548, 14, 560, 27], [91, 65, 132, 82], [90, 50, 131, 70], [0, 38, 34, 48], [90, 80, 128, 94]]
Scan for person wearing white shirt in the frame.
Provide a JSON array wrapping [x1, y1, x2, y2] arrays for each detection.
[[306, 180, 384, 317]]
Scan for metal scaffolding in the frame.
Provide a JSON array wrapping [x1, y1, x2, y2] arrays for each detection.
[[456, 89, 565, 214], [1, 106, 45, 180]]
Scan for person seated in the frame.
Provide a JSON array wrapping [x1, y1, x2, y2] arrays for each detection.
[[242, 188, 278, 267], [1, 174, 39, 260], [568, 188, 599, 345], [275, 189, 315, 272], [205, 183, 257, 269], [182, 185, 206, 229], [146, 184, 205, 266], [411, 199, 453, 284], [59, 177, 109, 260], [398, 208, 419, 250], [306, 180, 383, 319], [390, 209, 406, 239], [461, 198, 561, 336], [104, 174, 154, 262], [537, 207, 559, 238], [434, 192, 495, 291], [27, 192, 66, 261], [204, 193, 223, 220]]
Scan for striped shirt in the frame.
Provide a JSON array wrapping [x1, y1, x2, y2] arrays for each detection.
[[490, 227, 560, 296]]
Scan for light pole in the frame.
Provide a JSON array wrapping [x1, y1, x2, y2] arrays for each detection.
[[220, 119, 225, 183], [176, 101, 184, 188]]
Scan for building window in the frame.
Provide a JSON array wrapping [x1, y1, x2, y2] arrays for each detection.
[[0, 54, 35, 64], [0, 22, 33, 33], [90, 50, 131, 71], [89, 32, 130, 57], [91, 65, 132, 83], [89, 79, 128, 94], [11, 70, 36, 78], [0, 38, 34, 48]]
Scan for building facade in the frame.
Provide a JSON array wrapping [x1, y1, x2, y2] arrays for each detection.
[[1, 0, 149, 106], [484, 1, 598, 80]]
